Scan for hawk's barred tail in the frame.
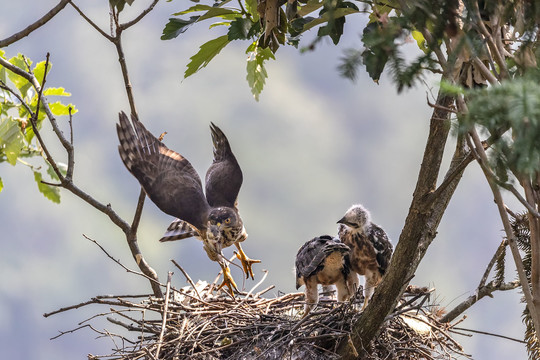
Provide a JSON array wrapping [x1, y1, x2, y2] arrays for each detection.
[[116, 111, 160, 175], [116, 111, 140, 174], [159, 218, 199, 242]]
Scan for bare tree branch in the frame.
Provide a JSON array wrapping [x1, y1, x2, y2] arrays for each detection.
[[119, 0, 160, 30], [68, 1, 113, 41], [440, 238, 516, 324], [466, 127, 539, 334], [0, 0, 70, 48], [442, 280, 520, 324], [0, 52, 163, 297]]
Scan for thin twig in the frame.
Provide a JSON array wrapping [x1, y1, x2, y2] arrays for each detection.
[[0, 0, 70, 47], [68, 1, 113, 40], [171, 259, 201, 300], [119, 0, 160, 30], [82, 234, 164, 289], [155, 272, 173, 359], [451, 327, 526, 344]]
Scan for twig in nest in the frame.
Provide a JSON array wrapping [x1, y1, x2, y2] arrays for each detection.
[[171, 259, 201, 299], [155, 272, 173, 358], [49, 276, 468, 360]]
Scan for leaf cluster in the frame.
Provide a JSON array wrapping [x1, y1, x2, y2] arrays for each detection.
[[461, 74, 540, 180], [161, 0, 369, 99], [0, 51, 75, 202]]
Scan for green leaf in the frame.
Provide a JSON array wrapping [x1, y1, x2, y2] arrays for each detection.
[[33, 60, 52, 86], [173, 5, 236, 20], [228, 18, 253, 40], [246, 46, 275, 101], [0, 117, 24, 165], [47, 162, 67, 180], [298, 0, 324, 16], [0, 177, 3, 193], [369, 1, 398, 23], [245, 0, 259, 22], [302, 7, 358, 32], [48, 101, 78, 116], [411, 30, 428, 53], [43, 87, 71, 96], [184, 35, 230, 78], [33, 171, 61, 203], [7, 54, 32, 97], [0, 63, 6, 85], [161, 17, 199, 40], [362, 49, 388, 84]]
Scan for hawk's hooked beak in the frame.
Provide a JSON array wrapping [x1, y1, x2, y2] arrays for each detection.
[[209, 223, 222, 238], [337, 216, 349, 226]]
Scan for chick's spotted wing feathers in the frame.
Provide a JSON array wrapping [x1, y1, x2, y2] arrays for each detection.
[[295, 236, 350, 289], [117, 112, 209, 230], [368, 224, 393, 275], [205, 123, 243, 208]]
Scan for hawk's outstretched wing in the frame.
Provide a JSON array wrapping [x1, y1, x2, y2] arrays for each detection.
[[205, 123, 243, 208], [117, 111, 209, 230]]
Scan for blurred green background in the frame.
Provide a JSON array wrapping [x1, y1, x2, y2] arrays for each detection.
[[0, 1, 527, 359]]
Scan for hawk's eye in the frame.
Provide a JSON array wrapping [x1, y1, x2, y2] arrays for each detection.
[[225, 218, 231, 224]]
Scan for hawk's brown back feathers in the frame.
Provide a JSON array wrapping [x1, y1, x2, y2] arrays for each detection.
[[116, 112, 210, 230]]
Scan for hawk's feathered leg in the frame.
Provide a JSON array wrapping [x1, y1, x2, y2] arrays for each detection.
[[362, 269, 381, 310]]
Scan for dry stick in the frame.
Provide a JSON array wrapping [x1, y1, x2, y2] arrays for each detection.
[[50, 324, 94, 340], [466, 127, 540, 335], [155, 272, 173, 359], [239, 269, 269, 303], [441, 281, 520, 324], [477, 240, 506, 290], [171, 259, 201, 300], [451, 327, 526, 344], [500, 182, 540, 218], [255, 285, 275, 298], [83, 234, 164, 288]]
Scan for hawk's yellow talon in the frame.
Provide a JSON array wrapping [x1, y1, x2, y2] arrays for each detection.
[[235, 247, 261, 279], [218, 265, 238, 296]]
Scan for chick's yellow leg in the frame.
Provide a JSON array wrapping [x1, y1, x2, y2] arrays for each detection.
[[217, 264, 238, 296], [234, 243, 261, 279]]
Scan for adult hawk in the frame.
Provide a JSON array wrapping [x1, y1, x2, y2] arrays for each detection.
[[295, 235, 356, 315], [116, 111, 259, 294], [337, 204, 393, 310]]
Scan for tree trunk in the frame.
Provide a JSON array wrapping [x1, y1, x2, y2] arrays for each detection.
[[338, 92, 467, 358]]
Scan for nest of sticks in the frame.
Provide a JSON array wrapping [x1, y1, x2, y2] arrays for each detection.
[[50, 270, 469, 360]]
